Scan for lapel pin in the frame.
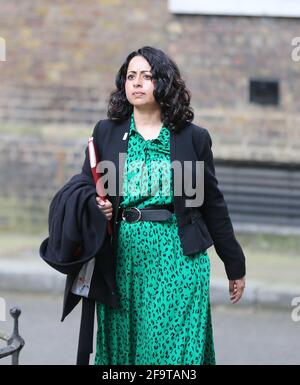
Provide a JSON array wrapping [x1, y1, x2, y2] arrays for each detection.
[[123, 132, 128, 140]]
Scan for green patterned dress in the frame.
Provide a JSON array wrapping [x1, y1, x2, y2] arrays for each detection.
[[94, 113, 216, 365]]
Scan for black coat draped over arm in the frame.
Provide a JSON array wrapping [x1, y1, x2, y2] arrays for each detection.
[[39, 172, 108, 275], [40, 121, 108, 275]]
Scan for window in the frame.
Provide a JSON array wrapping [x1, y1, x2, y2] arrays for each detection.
[[168, 0, 300, 18], [249, 79, 279, 106]]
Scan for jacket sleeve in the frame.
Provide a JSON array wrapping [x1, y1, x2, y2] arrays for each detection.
[[200, 129, 246, 280]]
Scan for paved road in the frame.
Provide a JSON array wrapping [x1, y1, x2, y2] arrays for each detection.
[[0, 291, 299, 365]]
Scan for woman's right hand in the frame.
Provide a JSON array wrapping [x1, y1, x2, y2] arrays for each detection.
[[96, 196, 113, 220]]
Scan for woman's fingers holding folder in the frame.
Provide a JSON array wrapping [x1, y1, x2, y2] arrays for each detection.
[[96, 196, 113, 220]]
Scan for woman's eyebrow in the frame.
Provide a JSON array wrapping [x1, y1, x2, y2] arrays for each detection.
[[127, 70, 152, 74]]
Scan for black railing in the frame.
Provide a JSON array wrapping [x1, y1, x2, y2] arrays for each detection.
[[0, 307, 25, 365]]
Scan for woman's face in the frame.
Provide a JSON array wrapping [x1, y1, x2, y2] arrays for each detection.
[[125, 55, 158, 109]]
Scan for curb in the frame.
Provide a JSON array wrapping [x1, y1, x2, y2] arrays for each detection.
[[210, 278, 299, 309], [0, 260, 299, 309], [0, 260, 65, 294]]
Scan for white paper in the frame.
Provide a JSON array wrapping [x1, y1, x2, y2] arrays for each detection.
[[71, 258, 96, 298]]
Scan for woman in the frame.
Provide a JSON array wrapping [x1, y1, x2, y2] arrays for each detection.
[[89, 46, 246, 365]]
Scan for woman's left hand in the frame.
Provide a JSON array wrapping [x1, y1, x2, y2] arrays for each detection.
[[229, 276, 246, 304]]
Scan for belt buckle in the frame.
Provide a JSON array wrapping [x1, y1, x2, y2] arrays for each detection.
[[122, 207, 142, 223]]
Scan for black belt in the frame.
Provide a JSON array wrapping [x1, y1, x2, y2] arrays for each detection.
[[116, 204, 174, 223]]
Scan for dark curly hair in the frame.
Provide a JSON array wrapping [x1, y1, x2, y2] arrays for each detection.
[[107, 46, 194, 132]]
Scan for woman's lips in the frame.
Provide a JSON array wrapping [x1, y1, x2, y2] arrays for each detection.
[[133, 92, 145, 97]]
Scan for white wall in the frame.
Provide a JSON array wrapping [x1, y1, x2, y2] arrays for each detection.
[[168, 0, 300, 18]]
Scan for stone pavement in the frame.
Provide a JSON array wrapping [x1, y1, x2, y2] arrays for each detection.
[[1, 291, 299, 365], [0, 231, 300, 310]]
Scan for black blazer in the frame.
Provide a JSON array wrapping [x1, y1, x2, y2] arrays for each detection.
[[82, 116, 246, 281]]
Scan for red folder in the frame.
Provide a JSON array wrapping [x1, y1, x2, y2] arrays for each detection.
[[71, 137, 113, 296], [88, 137, 113, 236]]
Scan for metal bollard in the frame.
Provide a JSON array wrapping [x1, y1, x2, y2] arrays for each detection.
[[0, 307, 25, 365]]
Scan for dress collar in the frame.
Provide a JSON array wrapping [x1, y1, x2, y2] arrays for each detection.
[[129, 112, 169, 147]]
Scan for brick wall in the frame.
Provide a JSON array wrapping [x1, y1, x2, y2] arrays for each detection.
[[0, 1, 299, 162], [0, 132, 86, 232], [0, 1, 299, 231]]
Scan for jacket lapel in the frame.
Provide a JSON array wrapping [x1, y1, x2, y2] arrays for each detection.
[[107, 118, 131, 217], [170, 128, 185, 224], [106, 118, 185, 231]]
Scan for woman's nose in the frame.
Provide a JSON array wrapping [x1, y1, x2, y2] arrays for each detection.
[[133, 75, 143, 87]]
